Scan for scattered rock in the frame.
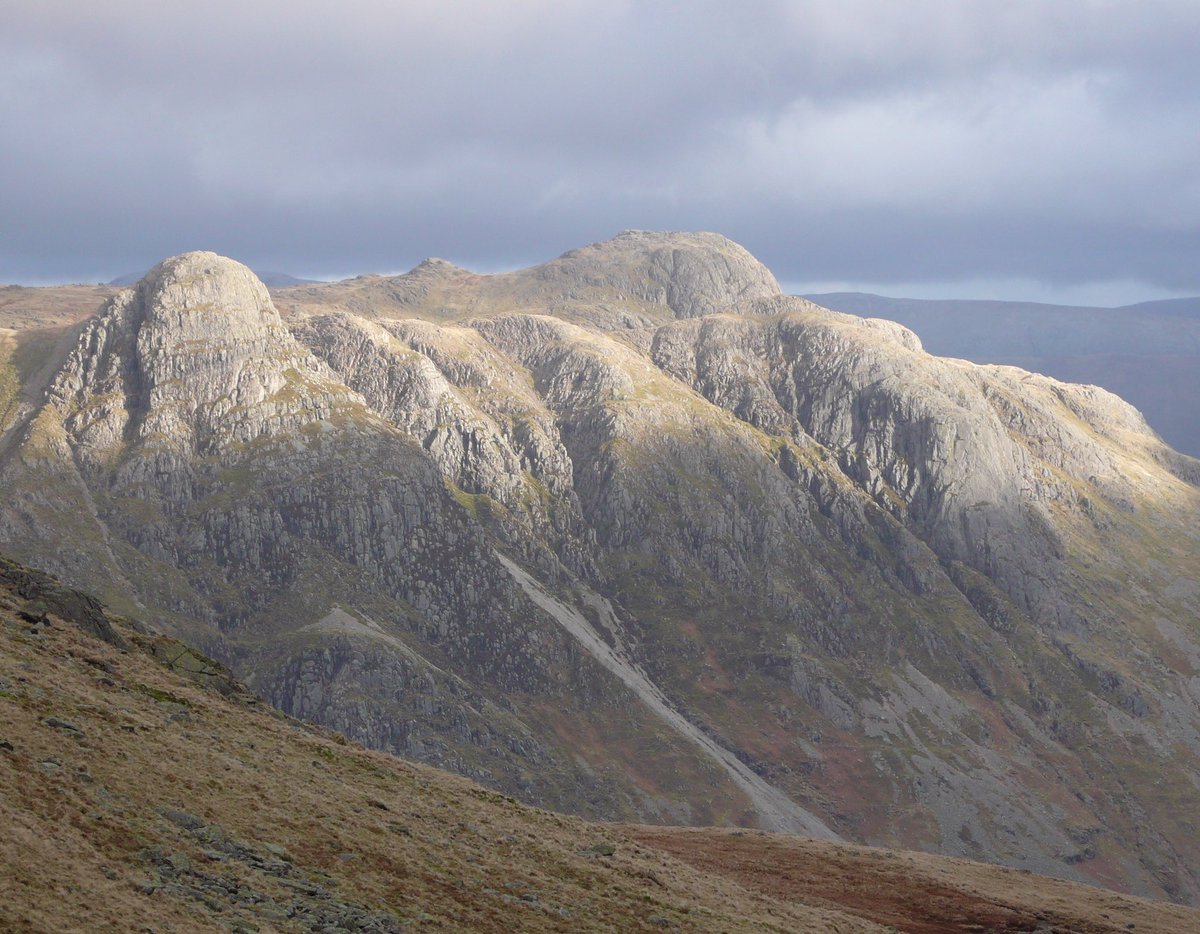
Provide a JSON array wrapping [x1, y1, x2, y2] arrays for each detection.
[[166, 852, 192, 874], [277, 878, 331, 899], [43, 717, 83, 733], [166, 707, 191, 724], [83, 656, 116, 674], [18, 603, 48, 625], [158, 807, 205, 831], [261, 842, 293, 862]]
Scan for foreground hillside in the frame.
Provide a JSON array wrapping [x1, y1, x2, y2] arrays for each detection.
[[3, 558, 1196, 934], [1, 233, 1199, 902]]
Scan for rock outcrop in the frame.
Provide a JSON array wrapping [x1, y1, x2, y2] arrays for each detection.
[[273, 229, 784, 330]]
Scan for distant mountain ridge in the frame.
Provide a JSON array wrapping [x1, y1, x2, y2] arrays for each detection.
[[1122, 296, 1200, 318], [109, 269, 317, 288], [807, 291, 1200, 456]]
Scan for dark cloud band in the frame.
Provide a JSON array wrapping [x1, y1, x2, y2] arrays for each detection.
[[2, 1, 1198, 300]]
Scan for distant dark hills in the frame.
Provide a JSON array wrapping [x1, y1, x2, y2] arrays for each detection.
[[109, 269, 317, 288], [807, 292, 1200, 458]]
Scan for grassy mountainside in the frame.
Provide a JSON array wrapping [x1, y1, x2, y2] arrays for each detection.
[[3, 555, 1197, 933]]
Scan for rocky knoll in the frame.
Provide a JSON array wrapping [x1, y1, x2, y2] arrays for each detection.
[[50, 252, 362, 465], [1, 233, 1199, 905], [274, 229, 784, 329]]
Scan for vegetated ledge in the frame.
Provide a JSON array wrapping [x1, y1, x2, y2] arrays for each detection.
[[0, 554, 1195, 933]]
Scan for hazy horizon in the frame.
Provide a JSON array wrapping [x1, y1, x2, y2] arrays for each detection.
[[7, 254, 1197, 310]]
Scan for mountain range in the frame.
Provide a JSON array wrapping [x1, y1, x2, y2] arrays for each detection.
[[1, 231, 1198, 906], [109, 270, 319, 288]]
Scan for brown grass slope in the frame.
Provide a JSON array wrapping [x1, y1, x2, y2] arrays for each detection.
[[0, 283, 114, 331], [1, 557, 1196, 934]]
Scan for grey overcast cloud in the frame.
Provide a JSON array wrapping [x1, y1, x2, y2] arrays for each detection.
[[2, 1, 1198, 304]]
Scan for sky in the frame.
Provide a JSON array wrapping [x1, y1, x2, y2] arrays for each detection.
[[2, 1, 1199, 305]]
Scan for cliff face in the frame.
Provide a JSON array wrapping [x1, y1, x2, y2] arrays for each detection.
[[2, 234, 1199, 903]]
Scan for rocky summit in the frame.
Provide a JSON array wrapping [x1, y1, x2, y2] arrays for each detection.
[[1, 231, 1198, 906]]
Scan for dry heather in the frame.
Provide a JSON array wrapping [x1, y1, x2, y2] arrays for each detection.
[[0, 284, 114, 331], [1, 559, 1196, 933]]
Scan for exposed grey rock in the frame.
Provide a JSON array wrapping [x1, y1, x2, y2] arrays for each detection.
[[0, 554, 126, 648], [158, 807, 205, 831], [529, 229, 783, 318], [42, 717, 82, 733], [649, 306, 1179, 625]]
